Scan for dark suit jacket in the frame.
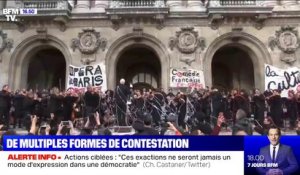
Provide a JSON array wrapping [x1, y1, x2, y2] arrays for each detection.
[[257, 144, 298, 175]]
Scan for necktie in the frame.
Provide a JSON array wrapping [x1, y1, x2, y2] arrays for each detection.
[[272, 146, 276, 163]]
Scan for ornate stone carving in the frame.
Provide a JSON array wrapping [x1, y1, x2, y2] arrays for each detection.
[[36, 27, 49, 42], [253, 14, 268, 30], [268, 26, 300, 64], [17, 22, 26, 33], [280, 52, 296, 65], [110, 15, 122, 31], [155, 14, 165, 30], [54, 16, 68, 32], [179, 57, 195, 66], [209, 14, 224, 30], [81, 55, 96, 65], [0, 30, 13, 62], [132, 26, 143, 42], [0, 32, 6, 54], [169, 27, 206, 54], [0, 30, 13, 53], [71, 29, 107, 54]]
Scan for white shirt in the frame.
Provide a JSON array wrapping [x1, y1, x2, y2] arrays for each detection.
[[270, 144, 280, 161]]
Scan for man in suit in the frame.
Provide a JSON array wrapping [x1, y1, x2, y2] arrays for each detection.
[[257, 126, 298, 175]]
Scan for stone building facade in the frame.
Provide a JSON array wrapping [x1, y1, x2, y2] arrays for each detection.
[[0, 0, 300, 91]]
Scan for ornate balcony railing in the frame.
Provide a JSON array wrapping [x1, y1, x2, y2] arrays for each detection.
[[20, 0, 72, 17], [106, 0, 169, 30], [107, 0, 168, 16], [219, 0, 256, 6], [109, 0, 165, 8], [208, 0, 273, 14]]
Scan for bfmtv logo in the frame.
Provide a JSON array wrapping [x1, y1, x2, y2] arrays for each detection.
[[2, 8, 19, 22], [2, 8, 37, 22]]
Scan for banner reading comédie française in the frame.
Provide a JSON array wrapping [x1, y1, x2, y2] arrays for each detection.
[[170, 68, 205, 89], [68, 63, 107, 90], [264, 64, 300, 97]]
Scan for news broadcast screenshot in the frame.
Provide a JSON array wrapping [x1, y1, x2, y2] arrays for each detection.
[[0, 1, 300, 175]]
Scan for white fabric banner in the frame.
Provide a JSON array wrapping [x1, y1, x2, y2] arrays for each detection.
[[264, 64, 300, 97], [68, 63, 107, 91], [170, 68, 205, 89]]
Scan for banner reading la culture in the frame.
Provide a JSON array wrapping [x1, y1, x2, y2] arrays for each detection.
[[68, 63, 107, 90], [264, 64, 300, 97], [170, 68, 205, 89]]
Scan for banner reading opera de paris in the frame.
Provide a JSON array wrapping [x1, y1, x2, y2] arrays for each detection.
[[68, 63, 107, 91]]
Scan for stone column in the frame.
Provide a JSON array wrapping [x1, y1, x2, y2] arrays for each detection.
[[5, 0, 17, 8], [75, 0, 90, 9], [166, 0, 182, 11], [280, 0, 297, 6], [92, 0, 108, 13], [280, 0, 298, 10], [259, 0, 278, 6], [68, 0, 75, 8], [188, 0, 206, 11], [0, 0, 6, 9]]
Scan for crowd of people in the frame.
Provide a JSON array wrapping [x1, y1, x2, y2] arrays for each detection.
[[1, 78, 300, 144]]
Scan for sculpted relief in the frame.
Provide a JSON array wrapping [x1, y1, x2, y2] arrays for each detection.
[[71, 29, 107, 55], [0, 30, 13, 62], [169, 27, 205, 54], [71, 29, 107, 64], [268, 26, 300, 64], [169, 27, 206, 66], [278, 31, 298, 52]]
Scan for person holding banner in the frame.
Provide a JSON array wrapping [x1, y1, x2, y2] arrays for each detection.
[[115, 79, 131, 126]]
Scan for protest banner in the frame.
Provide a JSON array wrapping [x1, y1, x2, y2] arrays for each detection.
[[170, 68, 205, 89], [68, 63, 107, 91], [264, 64, 300, 97]]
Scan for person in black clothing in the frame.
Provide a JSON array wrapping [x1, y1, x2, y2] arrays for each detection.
[[132, 90, 146, 117], [268, 90, 284, 128], [150, 89, 165, 127], [12, 90, 25, 128], [141, 112, 159, 135], [63, 90, 78, 121], [176, 93, 187, 129], [237, 89, 250, 116], [0, 85, 11, 127], [231, 90, 250, 124], [22, 92, 38, 131], [84, 86, 100, 117], [48, 87, 64, 122], [285, 90, 298, 129], [133, 112, 159, 135], [253, 89, 266, 126], [210, 88, 223, 126], [114, 79, 130, 126]]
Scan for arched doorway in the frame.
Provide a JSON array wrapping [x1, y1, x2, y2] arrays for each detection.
[[116, 47, 161, 90], [203, 32, 272, 91], [27, 48, 66, 90], [105, 33, 170, 91], [212, 46, 254, 91], [9, 35, 71, 90]]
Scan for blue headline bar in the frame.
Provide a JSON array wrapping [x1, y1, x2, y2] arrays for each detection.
[[3, 136, 244, 151]]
